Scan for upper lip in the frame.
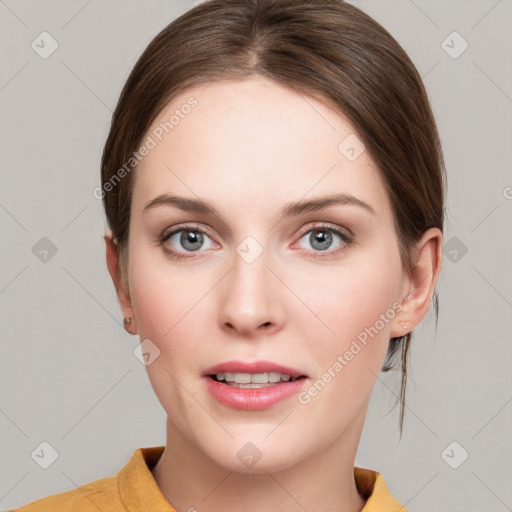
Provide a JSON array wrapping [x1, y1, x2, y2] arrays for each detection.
[[203, 360, 307, 378]]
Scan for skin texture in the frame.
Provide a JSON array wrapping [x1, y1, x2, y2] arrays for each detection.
[[105, 76, 442, 512]]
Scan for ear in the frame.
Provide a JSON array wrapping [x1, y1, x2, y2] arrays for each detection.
[[390, 227, 443, 338], [104, 231, 138, 335]]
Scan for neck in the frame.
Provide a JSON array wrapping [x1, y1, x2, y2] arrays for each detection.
[[152, 411, 369, 512]]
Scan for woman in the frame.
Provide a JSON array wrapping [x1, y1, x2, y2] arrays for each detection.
[[15, 0, 444, 510]]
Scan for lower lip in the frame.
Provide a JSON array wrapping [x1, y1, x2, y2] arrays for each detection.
[[204, 376, 307, 410]]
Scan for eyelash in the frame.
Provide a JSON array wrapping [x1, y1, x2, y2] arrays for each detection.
[[157, 222, 354, 260]]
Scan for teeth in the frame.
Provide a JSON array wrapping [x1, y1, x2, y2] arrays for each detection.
[[215, 372, 298, 384], [252, 372, 269, 384], [234, 372, 251, 384], [268, 372, 281, 383]]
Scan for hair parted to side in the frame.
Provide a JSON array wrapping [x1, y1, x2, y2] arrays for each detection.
[[101, 0, 446, 438]]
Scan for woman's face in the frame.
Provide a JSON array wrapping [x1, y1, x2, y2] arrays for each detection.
[[125, 76, 409, 471]]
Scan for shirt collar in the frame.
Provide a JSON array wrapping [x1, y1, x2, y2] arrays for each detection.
[[118, 446, 407, 511], [118, 446, 175, 511]]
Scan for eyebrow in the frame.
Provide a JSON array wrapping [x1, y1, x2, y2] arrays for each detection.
[[143, 193, 376, 218]]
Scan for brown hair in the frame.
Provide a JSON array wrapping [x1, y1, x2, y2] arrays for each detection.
[[101, 0, 446, 437]]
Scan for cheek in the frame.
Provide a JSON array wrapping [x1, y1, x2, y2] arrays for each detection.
[[291, 254, 402, 403], [296, 258, 401, 347], [128, 255, 207, 418], [128, 240, 205, 339], [127, 246, 209, 392], [339, 266, 399, 338]]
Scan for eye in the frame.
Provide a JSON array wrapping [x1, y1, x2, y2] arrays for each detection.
[[158, 224, 215, 259], [157, 222, 353, 260], [295, 223, 353, 257]]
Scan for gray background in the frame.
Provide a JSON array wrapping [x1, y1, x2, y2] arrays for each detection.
[[1, 1, 511, 510]]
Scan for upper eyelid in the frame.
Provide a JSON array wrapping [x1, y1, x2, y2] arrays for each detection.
[[295, 222, 353, 238], [161, 223, 213, 240]]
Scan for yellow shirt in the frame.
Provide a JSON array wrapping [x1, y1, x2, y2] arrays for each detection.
[[13, 446, 408, 511]]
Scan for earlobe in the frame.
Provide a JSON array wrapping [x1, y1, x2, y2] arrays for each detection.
[[104, 232, 138, 335], [390, 228, 443, 338]]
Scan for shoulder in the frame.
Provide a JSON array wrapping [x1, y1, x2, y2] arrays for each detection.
[[12, 446, 165, 511], [12, 475, 121, 511]]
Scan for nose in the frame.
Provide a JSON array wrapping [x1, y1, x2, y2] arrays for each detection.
[[218, 245, 285, 339]]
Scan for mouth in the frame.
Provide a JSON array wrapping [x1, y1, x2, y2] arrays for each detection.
[[203, 361, 309, 410], [208, 372, 307, 388], [202, 360, 308, 389]]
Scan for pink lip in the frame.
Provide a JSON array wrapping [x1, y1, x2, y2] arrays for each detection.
[[203, 360, 308, 411]]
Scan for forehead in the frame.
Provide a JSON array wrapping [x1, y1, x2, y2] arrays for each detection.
[[132, 76, 392, 224]]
